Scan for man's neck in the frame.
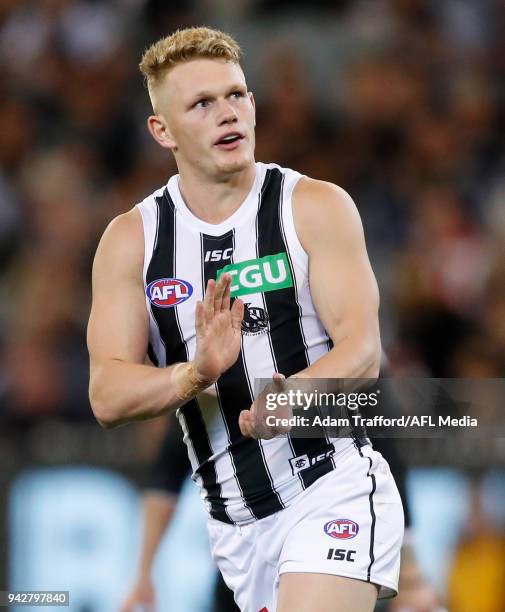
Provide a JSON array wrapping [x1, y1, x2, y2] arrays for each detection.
[[177, 163, 257, 225]]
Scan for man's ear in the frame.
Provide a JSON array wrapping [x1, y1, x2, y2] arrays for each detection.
[[147, 114, 177, 150], [249, 91, 256, 126]]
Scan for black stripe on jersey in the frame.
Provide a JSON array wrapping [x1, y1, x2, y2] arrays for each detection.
[[257, 168, 335, 488], [200, 229, 252, 520], [147, 190, 231, 524], [254, 177, 305, 493], [201, 230, 284, 520]]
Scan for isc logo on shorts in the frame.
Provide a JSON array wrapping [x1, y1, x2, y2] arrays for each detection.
[[324, 519, 359, 539], [289, 448, 335, 475], [146, 278, 193, 308]]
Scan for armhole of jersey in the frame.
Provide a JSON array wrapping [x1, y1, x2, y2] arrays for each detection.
[[281, 170, 309, 272], [136, 198, 158, 284]]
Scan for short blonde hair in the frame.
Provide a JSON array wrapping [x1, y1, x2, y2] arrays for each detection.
[[139, 26, 242, 93]]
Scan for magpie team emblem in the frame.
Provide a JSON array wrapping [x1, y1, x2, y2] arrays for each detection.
[[241, 303, 269, 336]]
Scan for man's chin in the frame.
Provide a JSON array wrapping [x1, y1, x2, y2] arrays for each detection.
[[215, 155, 252, 176]]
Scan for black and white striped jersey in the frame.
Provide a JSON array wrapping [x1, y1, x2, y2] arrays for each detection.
[[137, 162, 362, 526]]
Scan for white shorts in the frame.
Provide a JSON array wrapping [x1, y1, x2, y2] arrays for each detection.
[[206, 443, 404, 612]]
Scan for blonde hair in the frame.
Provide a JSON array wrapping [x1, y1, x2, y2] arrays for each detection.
[[139, 26, 242, 93]]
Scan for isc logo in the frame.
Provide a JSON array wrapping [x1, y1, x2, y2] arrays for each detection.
[[327, 548, 356, 562], [146, 278, 193, 308], [205, 248, 233, 262], [289, 448, 335, 475], [324, 519, 359, 540]]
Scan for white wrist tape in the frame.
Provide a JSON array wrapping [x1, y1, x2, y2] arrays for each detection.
[[171, 362, 216, 401]]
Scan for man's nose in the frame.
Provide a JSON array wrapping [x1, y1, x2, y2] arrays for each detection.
[[217, 99, 238, 125]]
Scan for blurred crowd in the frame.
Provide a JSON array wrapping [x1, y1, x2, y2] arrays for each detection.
[[0, 0, 504, 422]]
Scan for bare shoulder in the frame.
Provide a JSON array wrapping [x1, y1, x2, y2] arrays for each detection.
[[292, 176, 364, 253], [93, 207, 144, 284]]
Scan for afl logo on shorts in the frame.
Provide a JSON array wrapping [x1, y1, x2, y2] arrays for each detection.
[[146, 278, 193, 308], [324, 519, 359, 540]]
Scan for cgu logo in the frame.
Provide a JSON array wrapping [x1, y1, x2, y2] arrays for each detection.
[[146, 278, 193, 308], [205, 248, 233, 262], [217, 252, 294, 297], [324, 519, 359, 540]]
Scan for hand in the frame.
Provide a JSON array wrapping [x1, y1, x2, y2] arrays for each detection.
[[239, 373, 292, 440], [391, 566, 443, 612], [119, 575, 155, 612], [194, 273, 244, 382]]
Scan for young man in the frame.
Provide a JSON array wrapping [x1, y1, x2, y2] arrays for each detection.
[[87, 27, 404, 612], [120, 415, 239, 612]]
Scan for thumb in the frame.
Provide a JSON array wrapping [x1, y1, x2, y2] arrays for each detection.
[[239, 409, 255, 438], [272, 372, 286, 391]]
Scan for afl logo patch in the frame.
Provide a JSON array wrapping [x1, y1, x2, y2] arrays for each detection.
[[324, 519, 359, 540], [146, 278, 193, 308]]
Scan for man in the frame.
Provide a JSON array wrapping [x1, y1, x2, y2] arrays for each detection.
[[88, 27, 404, 612], [120, 415, 239, 612]]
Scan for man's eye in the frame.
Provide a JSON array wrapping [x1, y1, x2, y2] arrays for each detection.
[[195, 99, 209, 108], [231, 91, 245, 99]]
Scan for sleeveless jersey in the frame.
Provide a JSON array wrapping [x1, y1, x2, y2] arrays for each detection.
[[137, 162, 364, 526]]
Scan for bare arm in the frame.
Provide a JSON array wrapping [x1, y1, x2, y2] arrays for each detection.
[[138, 491, 177, 575], [120, 491, 177, 612], [293, 178, 381, 379], [87, 208, 244, 428]]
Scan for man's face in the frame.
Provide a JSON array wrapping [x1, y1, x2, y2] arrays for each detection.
[[154, 59, 256, 177]]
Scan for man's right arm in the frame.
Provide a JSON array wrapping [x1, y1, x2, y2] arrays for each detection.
[[88, 208, 180, 428], [87, 208, 244, 429]]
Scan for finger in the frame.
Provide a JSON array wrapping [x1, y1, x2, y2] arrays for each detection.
[[231, 298, 244, 330], [204, 278, 215, 323], [214, 273, 229, 312], [272, 372, 286, 391], [239, 409, 253, 437], [222, 273, 231, 311], [240, 409, 258, 438], [195, 301, 205, 336], [248, 402, 273, 441]]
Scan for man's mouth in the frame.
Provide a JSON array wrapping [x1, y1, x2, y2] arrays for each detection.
[[214, 132, 244, 149]]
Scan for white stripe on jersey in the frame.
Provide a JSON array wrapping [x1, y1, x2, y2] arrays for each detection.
[[137, 189, 166, 367]]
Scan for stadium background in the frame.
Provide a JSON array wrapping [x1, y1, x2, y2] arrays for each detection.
[[0, 0, 504, 610]]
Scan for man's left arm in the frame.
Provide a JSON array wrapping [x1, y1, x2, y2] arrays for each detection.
[[292, 177, 381, 379], [239, 178, 381, 439]]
